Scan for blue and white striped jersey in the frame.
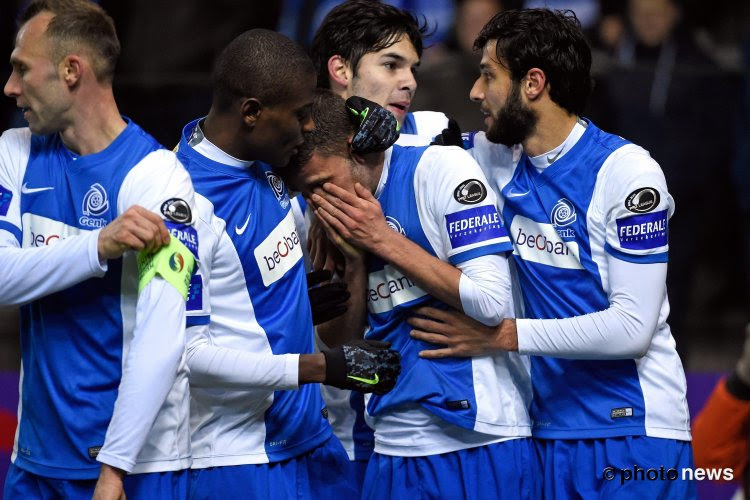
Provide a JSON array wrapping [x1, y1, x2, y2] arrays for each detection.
[[0, 121, 195, 478], [466, 121, 691, 441], [363, 144, 532, 456], [316, 110, 450, 460], [177, 119, 332, 468]]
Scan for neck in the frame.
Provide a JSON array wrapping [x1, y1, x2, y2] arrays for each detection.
[[59, 86, 126, 156], [522, 104, 578, 158], [203, 110, 250, 160]]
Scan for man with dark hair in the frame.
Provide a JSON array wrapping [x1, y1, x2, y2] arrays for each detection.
[[1, 0, 198, 498], [409, 8, 695, 498], [174, 30, 400, 499], [311, 0, 447, 136], [284, 89, 538, 500], [306, 2, 452, 483]]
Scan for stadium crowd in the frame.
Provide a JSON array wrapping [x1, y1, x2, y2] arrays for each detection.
[[0, 0, 749, 499]]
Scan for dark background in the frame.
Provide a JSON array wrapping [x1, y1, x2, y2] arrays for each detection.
[[1, 0, 749, 373]]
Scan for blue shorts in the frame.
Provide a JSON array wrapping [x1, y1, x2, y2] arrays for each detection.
[[3, 463, 188, 500], [536, 436, 697, 499], [361, 438, 540, 500], [188, 436, 354, 499]]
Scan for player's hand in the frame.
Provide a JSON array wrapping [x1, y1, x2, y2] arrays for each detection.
[[322, 339, 401, 395], [408, 307, 517, 358], [310, 182, 395, 256], [306, 202, 358, 272], [307, 269, 350, 325], [98, 205, 170, 261], [93, 464, 126, 500], [430, 118, 464, 148]]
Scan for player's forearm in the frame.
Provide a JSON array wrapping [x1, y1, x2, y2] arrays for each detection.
[[316, 256, 368, 347], [298, 353, 326, 384], [98, 278, 185, 472], [187, 337, 299, 390], [371, 230, 463, 311], [0, 230, 106, 306], [517, 258, 664, 359]]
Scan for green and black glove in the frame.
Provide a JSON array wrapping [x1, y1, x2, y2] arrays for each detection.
[[346, 96, 401, 154], [322, 339, 401, 395]]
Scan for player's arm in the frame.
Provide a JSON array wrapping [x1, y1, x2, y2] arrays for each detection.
[[0, 129, 162, 306], [185, 213, 396, 393], [411, 148, 672, 359], [311, 146, 513, 323], [308, 214, 368, 347], [95, 150, 196, 477]]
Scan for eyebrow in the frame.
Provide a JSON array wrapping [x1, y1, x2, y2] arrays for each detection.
[[380, 52, 420, 66]]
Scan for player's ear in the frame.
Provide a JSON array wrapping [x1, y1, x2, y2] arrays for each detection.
[[60, 55, 82, 87], [348, 135, 367, 165], [523, 68, 547, 101], [240, 98, 262, 128], [328, 55, 352, 89]]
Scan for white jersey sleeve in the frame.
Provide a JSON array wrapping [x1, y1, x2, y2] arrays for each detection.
[[413, 145, 512, 324], [516, 256, 666, 359], [410, 111, 449, 139], [463, 131, 520, 212], [593, 144, 673, 262], [97, 150, 196, 472], [0, 128, 106, 306], [185, 194, 299, 391]]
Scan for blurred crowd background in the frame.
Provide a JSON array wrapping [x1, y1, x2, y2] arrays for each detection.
[[0, 0, 749, 373]]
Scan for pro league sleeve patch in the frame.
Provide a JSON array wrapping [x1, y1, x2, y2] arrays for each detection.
[[616, 209, 668, 250], [0, 184, 12, 217], [445, 205, 506, 249]]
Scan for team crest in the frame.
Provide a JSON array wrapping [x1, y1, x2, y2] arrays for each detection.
[[266, 172, 289, 209], [385, 216, 406, 235], [79, 183, 109, 228]]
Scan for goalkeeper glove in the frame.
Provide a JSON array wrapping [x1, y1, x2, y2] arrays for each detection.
[[322, 339, 401, 395]]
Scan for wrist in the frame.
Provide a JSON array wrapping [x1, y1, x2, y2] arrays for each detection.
[[497, 319, 518, 352], [99, 463, 125, 481], [298, 353, 326, 384]]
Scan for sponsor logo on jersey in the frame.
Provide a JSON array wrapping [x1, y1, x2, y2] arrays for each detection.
[[367, 264, 428, 314], [22, 213, 83, 247], [0, 184, 12, 216], [445, 205, 506, 249], [79, 183, 109, 228], [20, 183, 54, 194], [625, 187, 660, 213], [186, 273, 203, 311], [510, 215, 583, 269], [165, 221, 199, 258], [266, 171, 290, 209], [161, 198, 192, 223], [550, 198, 576, 228], [385, 216, 406, 235], [616, 209, 668, 250], [254, 211, 303, 286], [453, 179, 487, 205]]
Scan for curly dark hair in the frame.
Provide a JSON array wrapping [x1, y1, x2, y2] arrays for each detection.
[[474, 9, 593, 115], [311, 0, 429, 88]]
